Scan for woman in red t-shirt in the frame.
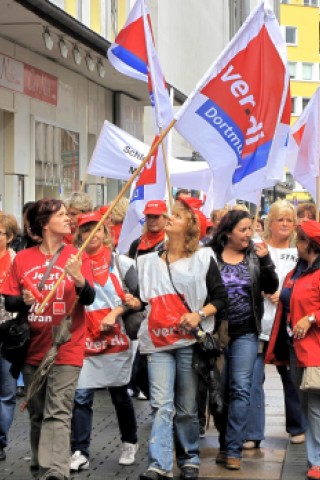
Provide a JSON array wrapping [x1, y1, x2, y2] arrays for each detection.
[[0, 213, 19, 462], [2, 198, 95, 480]]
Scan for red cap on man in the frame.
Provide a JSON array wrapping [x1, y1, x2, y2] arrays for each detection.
[[143, 200, 167, 216]]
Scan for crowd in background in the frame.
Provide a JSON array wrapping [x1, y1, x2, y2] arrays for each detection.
[[0, 193, 320, 480]]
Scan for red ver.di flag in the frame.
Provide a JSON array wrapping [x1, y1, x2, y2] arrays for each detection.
[[175, 1, 290, 208]]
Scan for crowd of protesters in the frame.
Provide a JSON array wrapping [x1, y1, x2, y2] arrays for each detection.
[[0, 193, 320, 480]]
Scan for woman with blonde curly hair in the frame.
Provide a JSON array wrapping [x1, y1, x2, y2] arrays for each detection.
[[244, 199, 306, 450], [138, 198, 228, 480]]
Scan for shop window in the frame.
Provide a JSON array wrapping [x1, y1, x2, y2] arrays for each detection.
[[35, 122, 79, 200]]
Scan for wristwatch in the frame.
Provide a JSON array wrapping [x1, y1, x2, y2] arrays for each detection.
[[197, 309, 206, 322], [308, 313, 316, 324]]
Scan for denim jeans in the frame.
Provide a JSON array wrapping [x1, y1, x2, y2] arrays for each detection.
[[0, 356, 16, 448], [147, 346, 199, 475], [71, 386, 137, 458], [245, 351, 265, 441], [246, 350, 306, 441], [289, 345, 320, 467], [219, 333, 259, 458]]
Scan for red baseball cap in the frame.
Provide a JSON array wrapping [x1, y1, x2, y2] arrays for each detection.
[[300, 220, 320, 245], [143, 200, 167, 215], [77, 211, 102, 227], [177, 197, 207, 239], [99, 205, 110, 216]]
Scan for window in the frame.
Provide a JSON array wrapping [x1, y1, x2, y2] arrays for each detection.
[[302, 62, 313, 80], [302, 98, 310, 110], [35, 122, 79, 200], [285, 26, 297, 45], [304, 0, 318, 6], [288, 62, 297, 79], [291, 97, 297, 115]]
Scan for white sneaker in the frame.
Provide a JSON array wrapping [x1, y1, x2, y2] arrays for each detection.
[[137, 391, 147, 400], [70, 450, 89, 471], [118, 442, 139, 465]]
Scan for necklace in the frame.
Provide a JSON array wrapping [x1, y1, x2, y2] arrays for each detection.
[[39, 245, 55, 266]]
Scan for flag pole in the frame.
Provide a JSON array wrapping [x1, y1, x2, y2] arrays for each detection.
[[253, 191, 262, 232], [36, 118, 176, 314], [159, 129, 174, 212], [316, 176, 320, 222]]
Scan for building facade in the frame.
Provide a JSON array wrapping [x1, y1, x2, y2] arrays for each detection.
[[0, 0, 230, 221]]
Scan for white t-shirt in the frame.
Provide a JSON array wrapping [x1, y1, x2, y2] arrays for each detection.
[[260, 245, 298, 341]]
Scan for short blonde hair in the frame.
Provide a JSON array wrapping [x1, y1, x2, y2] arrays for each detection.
[[263, 200, 297, 241], [65, 192, 93, 212], [231, 203, 249, 212]]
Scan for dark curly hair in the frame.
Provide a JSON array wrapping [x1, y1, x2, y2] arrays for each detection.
[[28, 198, 64, 238], [208, 210, 251, 255]]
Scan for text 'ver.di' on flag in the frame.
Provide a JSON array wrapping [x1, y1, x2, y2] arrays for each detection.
[[174, 1, 290, 208]]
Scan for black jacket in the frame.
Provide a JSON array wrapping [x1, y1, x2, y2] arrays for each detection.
[[214, 244, 278, 335]]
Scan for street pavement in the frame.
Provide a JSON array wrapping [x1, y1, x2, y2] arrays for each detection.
[[0, 365, 308, 480]]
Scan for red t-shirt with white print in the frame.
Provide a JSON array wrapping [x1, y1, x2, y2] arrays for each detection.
[[2, 244, 93, 367]]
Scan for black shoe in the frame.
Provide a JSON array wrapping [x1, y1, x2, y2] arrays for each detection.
[[0, 447, 6, 461], [16, 386, 25, 397], [140, 471, 167, 480], [180, 466, 199, 480]]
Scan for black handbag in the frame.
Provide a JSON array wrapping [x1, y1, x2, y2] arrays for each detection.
[[0, 246, 64, 378], [114, 254, 145, 340], [0, 313, 30, 378], [164, 250, 224, 415]]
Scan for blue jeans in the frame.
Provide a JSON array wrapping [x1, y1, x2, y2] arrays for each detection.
[[147, 346, 199, 475], [219, 333, 259, 458], [71, 386, 137, 458], [289, 345, 320, 467], [245, 351, 265, 441], [0, 356, 16, 448], [246, 350, 306, 441]]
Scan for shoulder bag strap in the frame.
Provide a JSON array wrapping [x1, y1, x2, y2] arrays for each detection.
[[37, 245, 65, 291], [164, 250, 192, 313]]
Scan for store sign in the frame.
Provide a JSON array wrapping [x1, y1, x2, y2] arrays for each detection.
[[24, 64, 57, 105], [0, 53, 24, 92], [0, 52, 58, 105]]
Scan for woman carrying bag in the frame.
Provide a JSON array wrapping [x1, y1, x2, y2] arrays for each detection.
[[2, 198, 95, 480], [207, 210, 278, 470], [138, 197, 227, 480], [267, 220, 320, 480]]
